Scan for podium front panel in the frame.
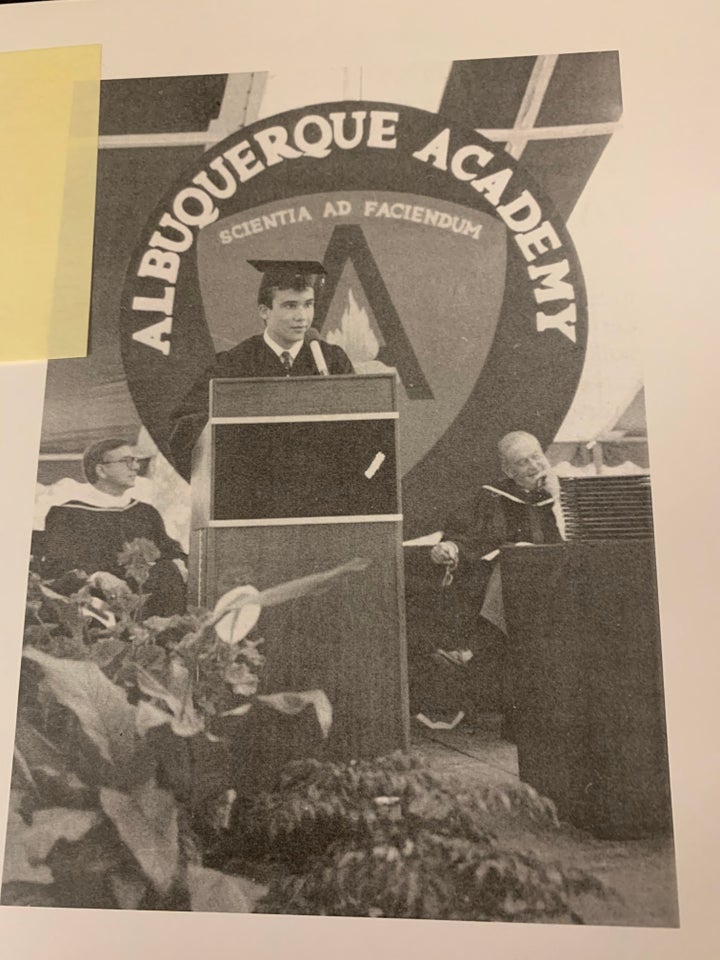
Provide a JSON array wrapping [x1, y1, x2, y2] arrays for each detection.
[[212, 419, 398, 520], [195, 521, 408, 792]]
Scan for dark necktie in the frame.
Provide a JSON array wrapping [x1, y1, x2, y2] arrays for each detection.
[[280, 350, 292, 374]]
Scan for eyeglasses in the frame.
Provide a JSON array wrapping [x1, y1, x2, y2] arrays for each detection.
[[100, 456, 150, 467]]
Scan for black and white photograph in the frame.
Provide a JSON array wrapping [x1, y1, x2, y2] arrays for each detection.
[[0, 50, 683, 927], [5, 0, 720, 951]]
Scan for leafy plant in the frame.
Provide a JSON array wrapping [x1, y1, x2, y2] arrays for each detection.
[[2, 547, 368, 910], [232, 753, 607, 922], [5, 543, 608, 922]]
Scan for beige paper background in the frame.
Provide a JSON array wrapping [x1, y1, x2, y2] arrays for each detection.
[[0, 0, 717, 957]]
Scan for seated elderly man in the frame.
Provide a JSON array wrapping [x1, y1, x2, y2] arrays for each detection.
[[419, 431, 564, 725], [432, 430, 563, 573], [42, 438, 187, 617]]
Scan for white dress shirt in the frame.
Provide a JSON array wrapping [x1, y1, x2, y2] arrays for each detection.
[[263, 330, 304, 363]]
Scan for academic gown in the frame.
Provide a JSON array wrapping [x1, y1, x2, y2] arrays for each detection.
[[408, 477, 563, 719], [168, 334, 354, 476], [444, 476, 564, 574], [42, 498, 187, 617]]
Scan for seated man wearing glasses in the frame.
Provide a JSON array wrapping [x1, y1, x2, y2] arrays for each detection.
[[42, 438, 187, 616]]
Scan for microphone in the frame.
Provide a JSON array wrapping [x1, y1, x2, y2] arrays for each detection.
[[305, 328, 329, 376]]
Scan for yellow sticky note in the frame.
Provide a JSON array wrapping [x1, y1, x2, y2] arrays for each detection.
[[0, 45, 101, 362]]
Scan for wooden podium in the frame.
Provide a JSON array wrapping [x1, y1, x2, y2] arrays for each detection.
[[501, 541, 673, 839], [188, 373, 409, 793]]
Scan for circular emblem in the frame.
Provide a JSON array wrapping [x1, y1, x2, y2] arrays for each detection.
[[120, 102, 587, 532]]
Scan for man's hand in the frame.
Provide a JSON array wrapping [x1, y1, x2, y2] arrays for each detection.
[[540, 470, 561, 501], [431, 540, 459, 566]]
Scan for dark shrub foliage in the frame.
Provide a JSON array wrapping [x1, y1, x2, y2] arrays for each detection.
[[234, 753, 607, 922]]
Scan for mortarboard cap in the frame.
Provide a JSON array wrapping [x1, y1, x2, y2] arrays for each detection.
[[250, 260, 327, 305], [248, 259, 327, 280]]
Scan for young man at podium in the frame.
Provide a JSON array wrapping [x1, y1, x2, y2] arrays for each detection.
[[169, 260, 354, 473], [172, 263, 406, 782]]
